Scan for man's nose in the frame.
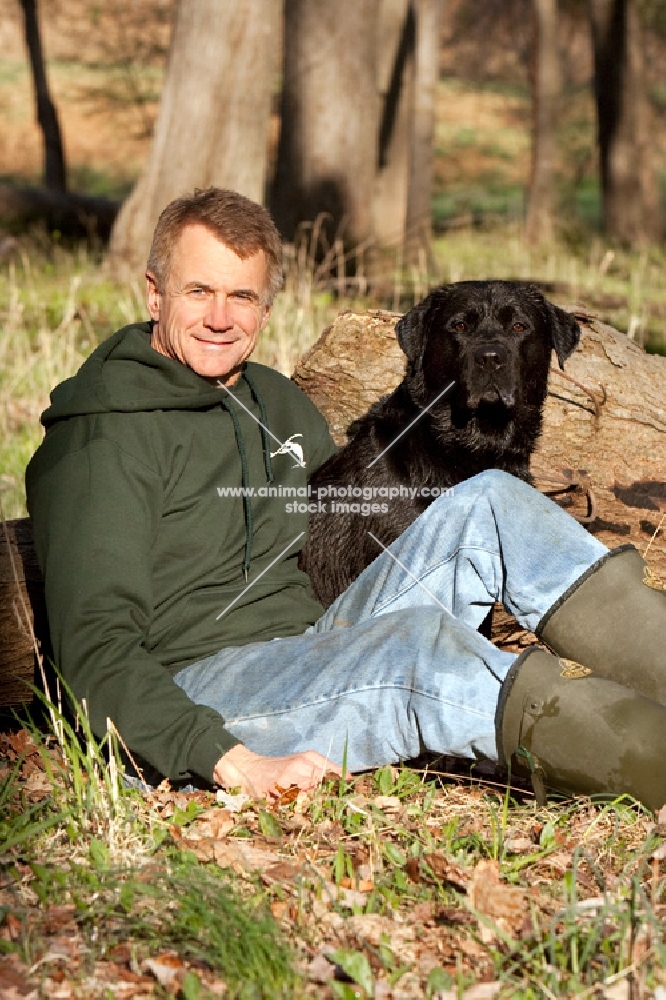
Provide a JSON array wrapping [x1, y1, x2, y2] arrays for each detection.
[[205, 294, 233, 329]]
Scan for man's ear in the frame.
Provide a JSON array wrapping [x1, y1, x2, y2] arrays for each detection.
[[146, 271, 161, 322]]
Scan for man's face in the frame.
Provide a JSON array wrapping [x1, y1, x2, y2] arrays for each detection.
[[146, 223, 271, 385]]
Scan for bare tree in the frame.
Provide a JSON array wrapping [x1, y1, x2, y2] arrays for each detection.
[[525, 0, 559, 245], [373, 0, 416, 248], [589, 0, 663, 245], [18, 0, 66, 191], [405, 0, 441, 262], [108, 0, 280, 276], [272, 0, 441, 269], [270, 0, 381, 256]]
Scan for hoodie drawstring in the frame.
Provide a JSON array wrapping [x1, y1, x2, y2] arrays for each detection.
[[222, 373, 274, 581], [243, 369, 274, 486]]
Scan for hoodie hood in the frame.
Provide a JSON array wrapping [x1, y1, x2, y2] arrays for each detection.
[[42, 322, 231, 426], [41, 322, 278, 579]]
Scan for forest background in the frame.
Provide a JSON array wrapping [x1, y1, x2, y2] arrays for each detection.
[[2, 0, 666, 519], [2, 4, 666, 999]]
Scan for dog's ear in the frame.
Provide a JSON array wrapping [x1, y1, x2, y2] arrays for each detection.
[[548, 304, 581, 369], [396, 290, 450, 365], [396, 297, 431, 363]]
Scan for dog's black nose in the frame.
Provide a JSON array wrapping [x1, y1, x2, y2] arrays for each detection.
[[474, 344, 508, 370]]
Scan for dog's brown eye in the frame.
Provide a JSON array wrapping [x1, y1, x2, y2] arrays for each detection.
[[512, 322, 526, 332], [454, 321, 466, 332]]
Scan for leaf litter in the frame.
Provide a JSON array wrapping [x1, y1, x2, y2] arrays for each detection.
[[1, 731, 666, 998]]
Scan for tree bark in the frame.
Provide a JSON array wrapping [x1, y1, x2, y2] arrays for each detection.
[[0, 518, 48, 707], [18, 0, 67, 192], [270, 0, 381, 257], [525, 0, 559, 245], [372, 0, 416, 248], [107, 0, 280, 278], [404, 0, 441, 263], [589, 0, 663, 245]]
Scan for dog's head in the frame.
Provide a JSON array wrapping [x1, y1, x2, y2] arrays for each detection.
[[396, 281, 580, 413]]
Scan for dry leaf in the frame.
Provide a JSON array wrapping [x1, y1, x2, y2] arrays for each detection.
[[436, 983, 502, 1000], [168, 826, 216, 861], [216, 789, 251, 812], [543, 851, 572, 873], [469, 860, 527, 942], [3, 914, 22, 941], [261, 862, 300, 884], [411, 901, 434, 922], [602, 982, 630, 1000], [406, 852, 470, 891], [271, 783, 301, 805], [0, 956, 35, 998], [434, 907, 475, 927], [372, 795, 402, 813], [503, 836, 535, 854], [190, 807, 235, 839], [339, 877, 374, 892], [143, 951, 183, 989], [318, 879, 369, 908], [307, 952, 336, 983], [651, 841, 666, 860], [22, 770, 52, 802], [212, 841, 281, 873]]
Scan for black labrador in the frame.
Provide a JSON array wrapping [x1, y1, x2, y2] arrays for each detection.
[[300, 280, 581, 608]]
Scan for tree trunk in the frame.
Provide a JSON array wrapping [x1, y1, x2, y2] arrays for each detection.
[[372, 0, 416, 249], [525, 0, 559, 245], [270, 0, 381, 258], [404, 0, 441, 263], [589, 0, 663, 245], [107, 0, 280, 278], [18, 0, 67, 192]]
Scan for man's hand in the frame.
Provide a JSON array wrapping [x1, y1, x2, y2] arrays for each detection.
[[213, 744, 346, 798]]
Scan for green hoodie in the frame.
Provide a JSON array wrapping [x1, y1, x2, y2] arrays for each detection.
[[26, 322, 337, 783]]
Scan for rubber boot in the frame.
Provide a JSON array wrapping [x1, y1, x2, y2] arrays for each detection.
[[496, 647, 666, 813], [536, 544, 666, 704]]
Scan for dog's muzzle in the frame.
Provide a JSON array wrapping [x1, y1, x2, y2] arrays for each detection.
[[473, 343, 508, 372], [466, 343, 516, 408]]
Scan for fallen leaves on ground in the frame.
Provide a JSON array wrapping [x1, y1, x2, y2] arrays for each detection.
[[1, 730, 666, 998]]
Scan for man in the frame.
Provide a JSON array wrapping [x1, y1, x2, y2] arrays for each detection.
[[26, 188, 666, 810]]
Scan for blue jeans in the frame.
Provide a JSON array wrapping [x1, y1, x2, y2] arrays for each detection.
[[174, 470, 608, 771]]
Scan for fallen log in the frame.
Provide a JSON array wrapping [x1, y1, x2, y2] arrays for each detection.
[[292, 307, 666, 653], [0, 183, 119, 240], [292, 306, 666, 578], [1, 309, 664, 706], [0, 518, 49, 708]]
